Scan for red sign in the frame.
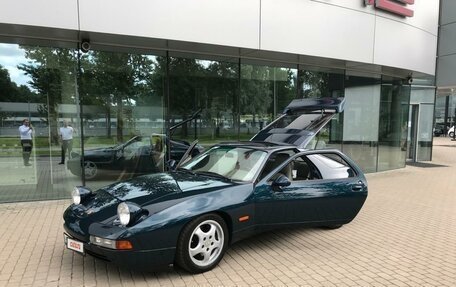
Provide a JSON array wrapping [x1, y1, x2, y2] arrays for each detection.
[[365, 0, 414, 17], [70, 241, 81, 250]]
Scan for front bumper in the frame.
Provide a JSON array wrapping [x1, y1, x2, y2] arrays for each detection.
[[63, 224, 175, 271]]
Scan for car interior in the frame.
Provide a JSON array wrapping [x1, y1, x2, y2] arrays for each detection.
[[261, 152, 323, 184]]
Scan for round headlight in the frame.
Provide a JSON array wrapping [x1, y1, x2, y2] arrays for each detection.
[[117, 202, 130, 226], [71, 187, 81, 205]]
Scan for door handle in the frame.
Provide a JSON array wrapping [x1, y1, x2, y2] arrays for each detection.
[[352, 184, 364, 191]]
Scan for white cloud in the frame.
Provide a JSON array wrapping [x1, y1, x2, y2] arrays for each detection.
[[0, 43, 32, 87]]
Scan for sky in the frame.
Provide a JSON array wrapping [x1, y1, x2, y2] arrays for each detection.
[[0, 43, 31, 87]]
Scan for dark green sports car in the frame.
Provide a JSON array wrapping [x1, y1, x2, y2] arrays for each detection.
[[63, 98, 368, 273]]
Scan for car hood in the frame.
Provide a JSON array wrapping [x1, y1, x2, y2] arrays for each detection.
[[64, 172, 236, 239], [99, 171, 235, 207]]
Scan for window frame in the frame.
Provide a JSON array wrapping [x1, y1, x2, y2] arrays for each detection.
[[257, 149, 360, 186]]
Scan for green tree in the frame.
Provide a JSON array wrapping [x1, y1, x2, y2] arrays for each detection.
[[299, 70, 330, 98], [240, 65, 273, 130], [150, 57, 206, 138], [80, 51, 155, 141], [0, 65, 36, 103], [204, 61, 238, 137], [276, 68, 297, 112]]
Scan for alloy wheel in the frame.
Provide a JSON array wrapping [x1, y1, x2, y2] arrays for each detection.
[[188, 219, 224, 268]]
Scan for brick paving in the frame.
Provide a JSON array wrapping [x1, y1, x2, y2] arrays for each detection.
[[0, 137, 455, 286]]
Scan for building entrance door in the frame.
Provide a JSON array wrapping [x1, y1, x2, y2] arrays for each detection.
[[407, 105, 419, 161]]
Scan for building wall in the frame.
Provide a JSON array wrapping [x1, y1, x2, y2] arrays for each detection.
[[437, 0, 456, 88], [0, 0, 439, 75]]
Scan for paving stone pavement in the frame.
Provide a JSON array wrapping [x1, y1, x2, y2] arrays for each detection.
[[0, 137, 455, 286]]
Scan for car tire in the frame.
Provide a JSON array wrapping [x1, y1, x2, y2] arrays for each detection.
[[175, 213, 228, 274], [450, 132, 455, 138], [83, 161, 98, 180]]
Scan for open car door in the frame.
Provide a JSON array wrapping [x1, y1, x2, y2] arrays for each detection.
[[250, 97, 345, 149]]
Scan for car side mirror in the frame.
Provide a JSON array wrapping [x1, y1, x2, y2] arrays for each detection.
[[271, 175, 291, 189]]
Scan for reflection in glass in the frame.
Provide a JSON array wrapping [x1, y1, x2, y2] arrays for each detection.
[[0, 44, 81, 202], [377, 77, 411, 171], [298, 67, 345, 152], [341, 74, 381, 173], [417, 104, 434, 161], [78, 50, 165, 190], [166, 57, 238, 146], [410, 87, 435, 161], [241, 63, 297, 140], [298, 68, 344, 99]]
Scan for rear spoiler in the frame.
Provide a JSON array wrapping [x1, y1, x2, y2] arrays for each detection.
[[283, 97, 345, 114]]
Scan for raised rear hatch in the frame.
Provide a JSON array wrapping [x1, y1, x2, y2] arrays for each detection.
[[250, 97, 345, 149]]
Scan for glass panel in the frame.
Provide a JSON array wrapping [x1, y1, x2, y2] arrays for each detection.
[[410, 86, 435, 104], [341, 74, 381, 173], [297, 66, 344, 99], [449, 95, 456, 135], [433, 95, 448, 137], [417, 104, 434, 161], [181, 146, 268, 182], [168, 56, 238, 149], [241, 62, 297, 139], [0, 43, 81, 202], [307, 153, 356, 179], [298, 66, 345, 151], [78, 49, 165, 191], [407, 105, 419, 160], [377, 77, 411, 171]]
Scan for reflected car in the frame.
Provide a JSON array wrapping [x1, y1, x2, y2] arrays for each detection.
[[433, 123, 448, 137], [67, 135, 203, 179], [448, 126, 455, 138], [63, 98, 368, 273]]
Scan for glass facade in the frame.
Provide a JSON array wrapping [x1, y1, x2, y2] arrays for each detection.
[[341, 73, 381, 173], [434, 93, 456, 137], [377, 77, 411, 171], [0, 44, 81, 202], [240, 60, 297, 140], [168, 55, 239, 145], [78, 49, 165, 191], [0, 41, 435, 203], [410, 87, 435, 161]]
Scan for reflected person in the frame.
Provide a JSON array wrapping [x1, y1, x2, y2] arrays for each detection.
[[59, 120, 74, 164], [19, 118, 33, 166]]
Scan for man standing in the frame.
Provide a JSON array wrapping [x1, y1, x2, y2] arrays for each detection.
[[19, 119, 33, 166], [59, 120, 74, 164]]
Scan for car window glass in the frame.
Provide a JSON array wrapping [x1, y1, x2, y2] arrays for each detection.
[[268, 155, 322, 183], [182, 146, 268, 182], [259, 150, 296, 181], [307, 153, 356, 179]]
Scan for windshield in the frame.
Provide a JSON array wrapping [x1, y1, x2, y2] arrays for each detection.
[[180, 146, 268, 182]]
